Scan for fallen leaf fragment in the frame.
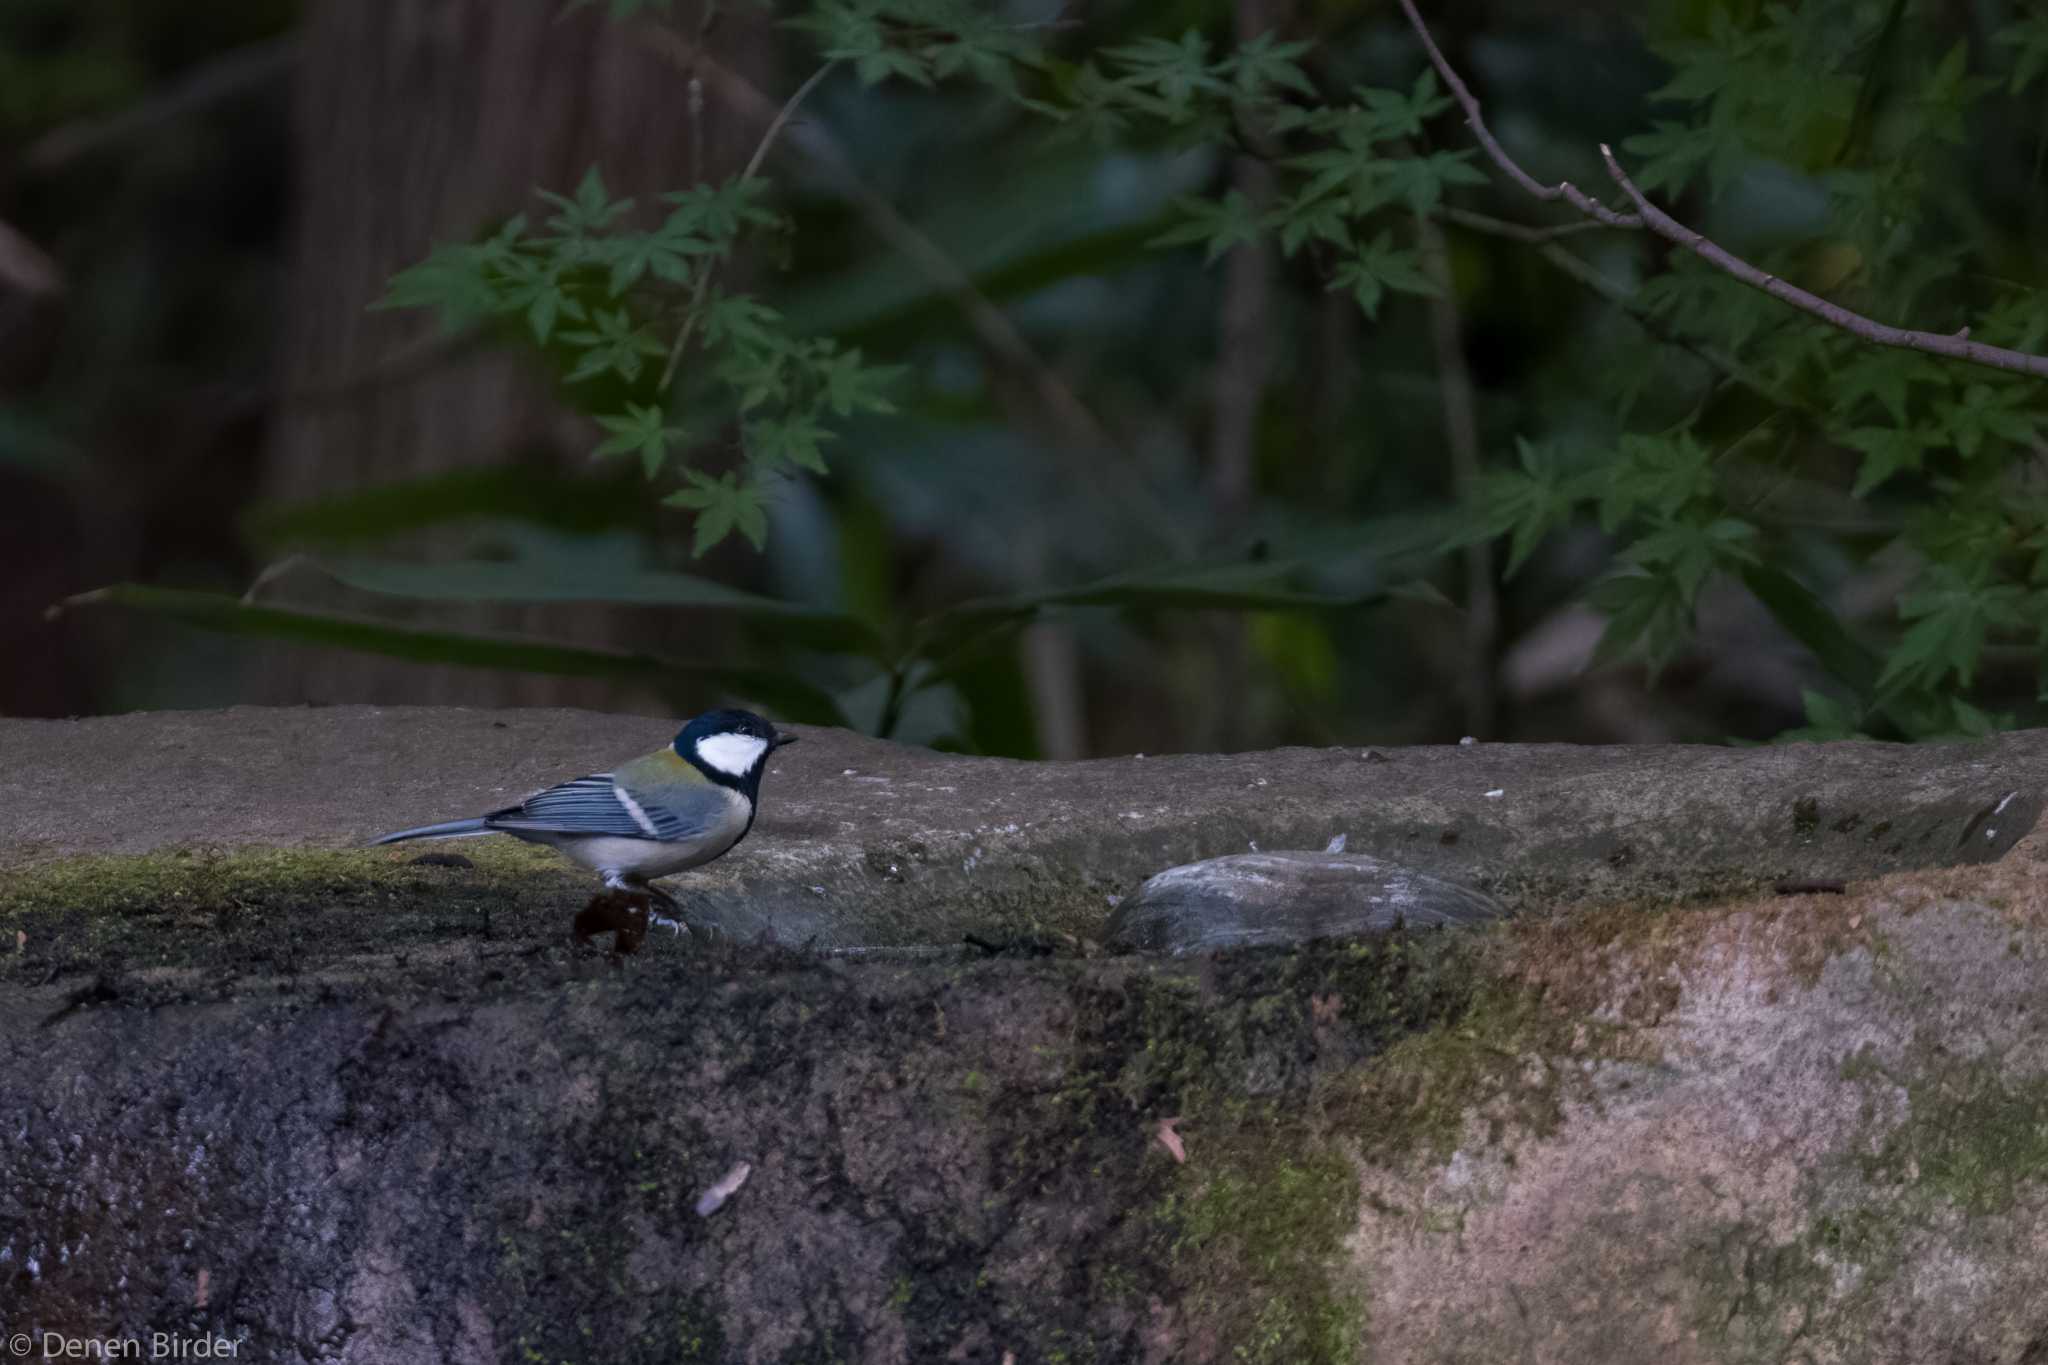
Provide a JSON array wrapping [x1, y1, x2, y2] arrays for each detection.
[[1155, 1117, 1187, 1165], [695, 1160, 753, 1217]]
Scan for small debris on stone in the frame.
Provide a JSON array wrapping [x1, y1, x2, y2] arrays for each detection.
[[1458, 735, 1477, 746], [1325, 833, 1347, 853], [1155, 1118, 1187, 1165], [1484, 789, 1505, 800], [1363, 748, 1387, 762], [694, 1160, 752, 1217], [573, 891, 650, 954]]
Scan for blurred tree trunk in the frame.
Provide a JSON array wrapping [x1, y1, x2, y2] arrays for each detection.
[[258, 0, 764, 708]]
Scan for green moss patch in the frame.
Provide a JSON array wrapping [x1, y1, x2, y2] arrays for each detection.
[[1845, 1042, 2048, 1216], [2, 842, 591, 988]]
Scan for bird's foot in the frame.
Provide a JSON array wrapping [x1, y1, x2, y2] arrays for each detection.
[[644, 885, 690, 938]]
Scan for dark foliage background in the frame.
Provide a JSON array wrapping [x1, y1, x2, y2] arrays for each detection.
[[6, 0, 2047, 756]]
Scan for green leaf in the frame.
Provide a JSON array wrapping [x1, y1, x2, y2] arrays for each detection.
[[1622, 514, 1759, 601], [1149, 190, 1265, 263], [746, 413, 833, 474], [302, 551, 881, 655], [813, 345, 901, 417], [592, 403, 689, 478], [1998, 16, 2048, 93], [1738, 563, 1881, 695], [661, 179, 784, 244], [376, 242, 502, 328], [243, 467, 647, 550], [1881, 566, 2028, 692], [559, 308, 667, 384], [1619, 120, 1715, 197], [1101, 31, 1227, 117], [538, 165, 632, 238], [54, 584, 850, 724], [1461, 436, 1582, 577], [1773, 687, 1871, 742], [665, 469, 772, 555], [1589, 570, 1693, 676], [1842, 427, 1941, 496], [917, 557, 1389, 660], [1596, 432, 1714, 532], [1224, 32, 1316, 102], [1939, 383, 2040, 458], [1832, 349, 1939, 426], [1327, 230, 1438, 320]]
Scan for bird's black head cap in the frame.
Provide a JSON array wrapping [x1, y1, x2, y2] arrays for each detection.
[[673, 708, 796, 791]]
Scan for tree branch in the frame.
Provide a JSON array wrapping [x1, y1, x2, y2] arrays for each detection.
[[1396, 0, 1639, 229], [657, 57, 839, 395], [1398, 0, 2048, 383], [1595, 143, 2048, 380]]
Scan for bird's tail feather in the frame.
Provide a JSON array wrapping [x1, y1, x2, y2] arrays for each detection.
[[369, 818, 491, 846]]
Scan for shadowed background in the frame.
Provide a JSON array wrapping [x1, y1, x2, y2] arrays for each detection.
[[5, 0, 2044, 755]]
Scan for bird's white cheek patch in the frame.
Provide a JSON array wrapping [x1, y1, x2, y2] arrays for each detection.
[[696, 733, 770, 777]]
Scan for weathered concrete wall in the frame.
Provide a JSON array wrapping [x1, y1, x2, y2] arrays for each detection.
[[8, 708, 2048, 1363]]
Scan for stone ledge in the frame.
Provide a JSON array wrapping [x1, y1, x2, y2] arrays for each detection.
[[2, 706, 2044, 949]]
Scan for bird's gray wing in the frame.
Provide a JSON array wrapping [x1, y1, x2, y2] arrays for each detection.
[[485, 773, 706, 841]]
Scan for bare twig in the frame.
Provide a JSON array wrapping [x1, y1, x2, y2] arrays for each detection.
[[658, 58, 840, 394], [740, 59, 837, 185], [1596, 143, 2048, 380], [1396, 0, 2048, 382], [643, 24, 1192, 553], [1396, 0, 1640, 229], [1436, 206, 1616, 244]]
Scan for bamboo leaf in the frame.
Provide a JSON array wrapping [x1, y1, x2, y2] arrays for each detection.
[[54, 585, 850, 725], [304, 556, 884, 653]]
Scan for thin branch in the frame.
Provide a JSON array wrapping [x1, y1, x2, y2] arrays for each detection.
[[740, 58, 837, 185], [643, 23, 1193, 554], [1396, 0, 2048, 383], [1438, 206, 1778, 402], [659, 58, 840, 395], [1596, 143, 2048, 381], [1396, 0, 1640, 229], [1435, 206, 1617, 244]]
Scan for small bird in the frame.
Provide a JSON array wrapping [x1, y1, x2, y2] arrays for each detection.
[[370, 708, 797, 934]]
